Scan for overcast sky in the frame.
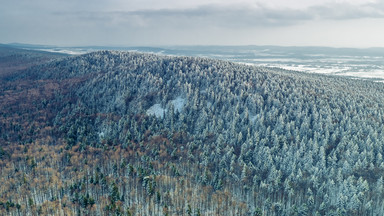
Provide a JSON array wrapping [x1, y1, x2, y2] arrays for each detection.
[[1, 0, 384, 47]]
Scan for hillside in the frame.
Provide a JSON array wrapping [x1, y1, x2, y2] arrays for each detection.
[[0, 45, 67, 78], [1, 49, 384, 215]]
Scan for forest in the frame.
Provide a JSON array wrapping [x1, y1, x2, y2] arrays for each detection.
[[1, 47, 384, 215]]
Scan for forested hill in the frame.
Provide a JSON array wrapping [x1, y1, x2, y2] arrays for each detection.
[[1, 50, 384, 215], [0, 45, 67, 78]]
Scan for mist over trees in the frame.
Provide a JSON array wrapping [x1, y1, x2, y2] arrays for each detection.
[[1, 50, 384, 215]]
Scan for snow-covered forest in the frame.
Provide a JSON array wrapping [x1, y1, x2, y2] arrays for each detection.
[[1, 49, 384, 215]]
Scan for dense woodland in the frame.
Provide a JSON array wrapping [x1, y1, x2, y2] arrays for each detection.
[[1, 47, 384, 215]]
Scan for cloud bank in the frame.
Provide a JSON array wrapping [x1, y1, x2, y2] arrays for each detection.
[[63, 1, 384, 26], [1, 0, 384, 46]]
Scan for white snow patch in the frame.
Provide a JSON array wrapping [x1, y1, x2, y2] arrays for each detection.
[[342, 70, 384, 79], [250, 115, 257, 123], [36, 48, 90, 55], [170, 97, 186, 112], [98, 132, 105, 138], [206, 102, 212, 109], [146, 97, 185, 118], [146, 104, 166, 118]]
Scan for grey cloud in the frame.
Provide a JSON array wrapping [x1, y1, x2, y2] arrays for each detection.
[[60, 6, 311, 29], [3, 0, 384, 46], [60, 1, 384, 30], [308, 2, 384, 20]]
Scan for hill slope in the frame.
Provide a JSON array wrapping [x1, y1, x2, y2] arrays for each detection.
[[1, 50, 384, 215], [0, 45, 67, 78]]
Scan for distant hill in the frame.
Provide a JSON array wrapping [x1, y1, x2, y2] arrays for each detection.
[[1, 47, 384, 215], [0, 44, 67, 78]]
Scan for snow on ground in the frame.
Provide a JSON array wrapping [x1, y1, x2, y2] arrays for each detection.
[[170, 97, 186, 112], [36, 48, 90, 55], [342, 70, 384, 80], [250, 115, 257, 123], [146, 104, 166, 118], [146, 97, 186, 118]]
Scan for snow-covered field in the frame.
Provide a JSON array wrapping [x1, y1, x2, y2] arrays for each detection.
[[240, 56, 384, 82]]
